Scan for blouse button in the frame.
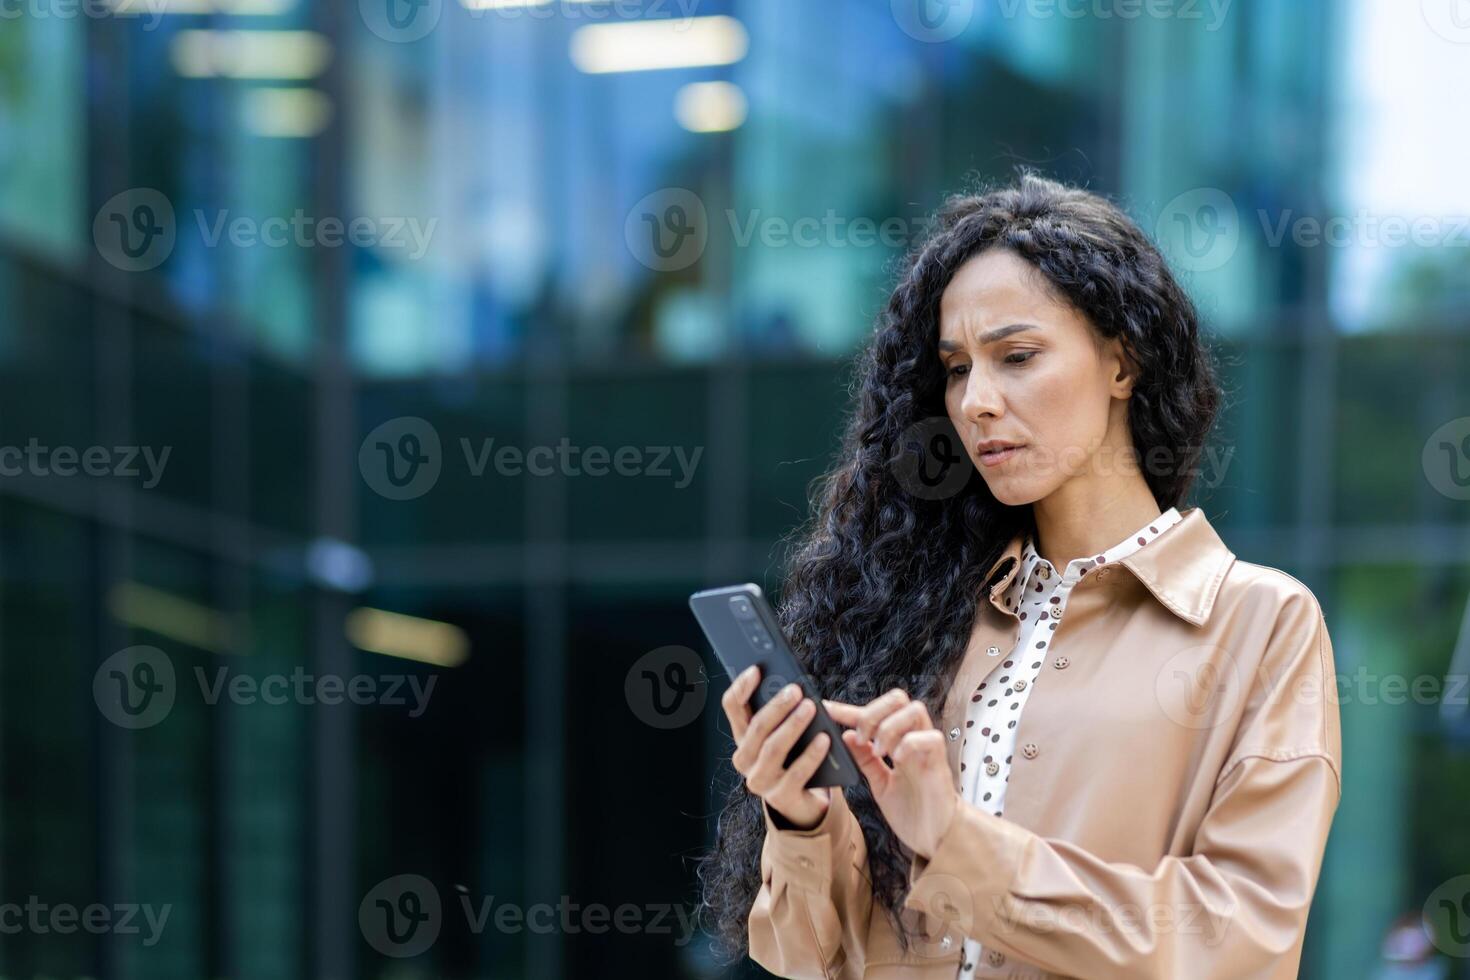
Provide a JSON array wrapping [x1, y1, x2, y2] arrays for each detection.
[[1021, 742, 1039, 759], [948, 727, 960, 741], [986, 645, 1000, 656], [985, 761, 999, 776], [1052, 656, 1070, 669], [987, 949, 1006, 966], [940, 935, 953, 950], [798, 856, 814, 869], [1013, 678, 1026, 691]]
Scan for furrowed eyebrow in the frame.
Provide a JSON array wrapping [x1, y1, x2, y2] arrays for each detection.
[[937, 323, 1040, 352]]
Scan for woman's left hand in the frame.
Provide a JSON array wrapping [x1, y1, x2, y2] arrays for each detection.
[[823, 690, 961, 860]]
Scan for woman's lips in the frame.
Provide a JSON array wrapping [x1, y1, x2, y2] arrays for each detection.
[[978, 444, 1025, 467]]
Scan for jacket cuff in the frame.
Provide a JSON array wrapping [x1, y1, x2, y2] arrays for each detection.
[[761, 791, 853, 890], [903, 799, 1030, 937]]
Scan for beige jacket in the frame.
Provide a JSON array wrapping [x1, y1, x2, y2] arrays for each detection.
[[748, 506, 1342, 979]]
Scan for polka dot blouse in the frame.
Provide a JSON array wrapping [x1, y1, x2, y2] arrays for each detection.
[[953, 506, 1183, 976]]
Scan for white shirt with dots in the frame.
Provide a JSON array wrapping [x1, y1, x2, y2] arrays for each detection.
[[952, 506, 1183, 976]]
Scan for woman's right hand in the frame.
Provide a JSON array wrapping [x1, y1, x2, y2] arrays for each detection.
[[722, 665, 834, 830]]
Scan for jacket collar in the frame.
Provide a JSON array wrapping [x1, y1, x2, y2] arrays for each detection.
[[981, 505, 1236, 627]]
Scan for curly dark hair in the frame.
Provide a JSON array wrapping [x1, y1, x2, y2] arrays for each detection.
[[696, 169, 1225, 964]]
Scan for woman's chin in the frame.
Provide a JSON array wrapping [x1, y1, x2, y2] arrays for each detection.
[[982, 478, 1045, 508]]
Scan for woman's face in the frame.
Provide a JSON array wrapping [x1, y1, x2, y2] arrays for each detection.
[[938, 248, 1135, 507]]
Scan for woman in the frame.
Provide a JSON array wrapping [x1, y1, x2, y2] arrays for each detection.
[[697, 172, 1342, 979]]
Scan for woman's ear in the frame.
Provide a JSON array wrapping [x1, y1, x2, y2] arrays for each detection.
[[1108, 338, 1141, 396]]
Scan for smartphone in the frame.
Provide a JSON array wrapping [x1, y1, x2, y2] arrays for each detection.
[[689, 583, 861, 788]]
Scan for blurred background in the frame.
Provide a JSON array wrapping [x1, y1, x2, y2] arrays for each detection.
[[2, 0, 1470, 977]]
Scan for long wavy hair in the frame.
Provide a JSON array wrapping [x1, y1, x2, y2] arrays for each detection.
[[696, 169, 1225, 962]]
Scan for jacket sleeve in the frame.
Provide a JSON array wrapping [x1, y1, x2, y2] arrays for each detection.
[[904, 591, 1343, 980], [748, 789, 874, 980]]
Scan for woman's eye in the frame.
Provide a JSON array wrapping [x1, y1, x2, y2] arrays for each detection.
[[1004, 350, 1038, 365], [947, 363, 970, 379]]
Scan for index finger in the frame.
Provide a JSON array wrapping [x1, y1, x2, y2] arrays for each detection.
[[824, 689, 912, 741], [822, 699, 861, 726]]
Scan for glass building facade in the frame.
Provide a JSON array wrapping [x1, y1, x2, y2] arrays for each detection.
[[1, 0, 1468, 977]]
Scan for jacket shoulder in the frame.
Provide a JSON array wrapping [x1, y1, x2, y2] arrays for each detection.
[[1211, 557, 1340, 789], [1214, 557, 1328, 624]]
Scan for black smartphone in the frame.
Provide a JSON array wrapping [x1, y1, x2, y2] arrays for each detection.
[[689, 583, 861, 788]]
